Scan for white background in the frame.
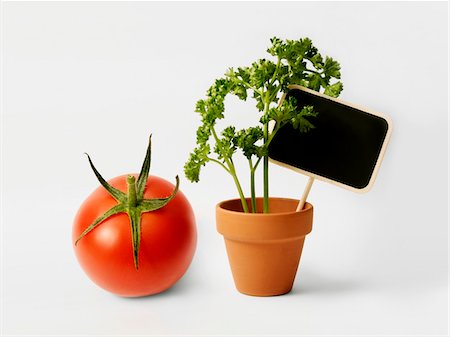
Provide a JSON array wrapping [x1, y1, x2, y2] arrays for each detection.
[[1, 1, 448, 336]]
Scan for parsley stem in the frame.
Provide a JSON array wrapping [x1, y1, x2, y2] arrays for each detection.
[[266, 123, 281, 147], [238, 78, 262, 97], [304, 66, 321, 75], [249, 159, 257, 213], [254, 156, 263, 170], [263, 136, 269, 212], [269, 57, 281, 86], [263, 98, 270, 213], [211, 127, 249, 213], [230, 166, 249, 213], [207, 157, 231, 174]]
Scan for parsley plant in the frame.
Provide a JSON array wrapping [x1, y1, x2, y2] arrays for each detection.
[[185, 37, 343, 213]]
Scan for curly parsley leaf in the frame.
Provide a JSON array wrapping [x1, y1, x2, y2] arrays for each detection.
[[184, 143, 211, 183], [291, 105, 318, 132], [235, 127, 264, 159], [324, 81, 344, 98]]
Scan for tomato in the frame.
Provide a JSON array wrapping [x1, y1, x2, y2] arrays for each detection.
[[72, 136, 196, 297], [73, 174, 196, 297]]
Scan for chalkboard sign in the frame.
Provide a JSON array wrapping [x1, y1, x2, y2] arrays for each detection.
[[269, 85, 392, 193]]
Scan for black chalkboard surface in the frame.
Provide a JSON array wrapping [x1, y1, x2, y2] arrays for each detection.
[[269, 85, 392, 193]]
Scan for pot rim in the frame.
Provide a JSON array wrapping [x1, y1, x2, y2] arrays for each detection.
[[217, 197, 312, 217]]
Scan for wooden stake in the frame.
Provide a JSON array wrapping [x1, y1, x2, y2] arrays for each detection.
[[296, 176, 314, 212]]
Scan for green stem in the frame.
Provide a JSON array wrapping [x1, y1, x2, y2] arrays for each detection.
[[207, 157, 231, 173], [254, 156, 263, 170], [304, 67, 321, 75], [249, 159, 256, 213], [229, 165, 249, 213], [263, 132, 269, 213], [261, 122, 283, 214], [268, 87, 281, 104], [127, 175, 137, 208], [263, 98, 270, 213], [237, 78, 262, 97], [260, 58, 282, 213], [269, 57, 281, 86], [211, 127, 249, 213], [266, 123, 281, 147]]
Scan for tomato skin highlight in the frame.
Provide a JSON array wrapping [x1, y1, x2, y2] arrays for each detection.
[[72, 174, 197, 297]]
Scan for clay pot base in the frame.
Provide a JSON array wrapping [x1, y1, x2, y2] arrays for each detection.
[[225, 237, 305, 296]]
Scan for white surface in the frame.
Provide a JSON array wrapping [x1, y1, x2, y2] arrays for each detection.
[[1, 2, 448, 336]]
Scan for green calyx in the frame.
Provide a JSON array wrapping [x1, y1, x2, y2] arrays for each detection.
[[75, 135, 179, 270]]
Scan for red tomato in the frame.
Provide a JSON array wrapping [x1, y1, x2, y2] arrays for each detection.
[[72, 174, 196, 297]]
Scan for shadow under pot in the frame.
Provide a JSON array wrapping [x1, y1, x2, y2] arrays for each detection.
[[216, 197, 313, 297]]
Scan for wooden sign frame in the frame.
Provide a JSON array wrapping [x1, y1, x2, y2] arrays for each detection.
[[269, 85, 393, 194]]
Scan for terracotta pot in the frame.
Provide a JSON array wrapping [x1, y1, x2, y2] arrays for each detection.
[[216, 197, 313, 296]]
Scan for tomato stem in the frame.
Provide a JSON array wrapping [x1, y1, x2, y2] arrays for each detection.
[[76, 135, 180, 269], [127, 175, 138, 208]]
